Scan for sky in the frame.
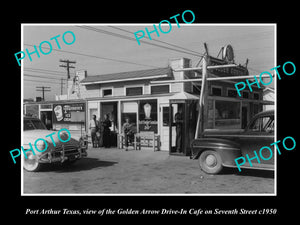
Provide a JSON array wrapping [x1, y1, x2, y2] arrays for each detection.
[[22, 24, 275, 101]]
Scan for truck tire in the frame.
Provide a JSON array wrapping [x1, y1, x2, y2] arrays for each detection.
[[198, 150, 223, 174], [23, 151, 41, 172]]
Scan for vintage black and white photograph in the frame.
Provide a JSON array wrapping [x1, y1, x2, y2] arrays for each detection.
[[21, 23, 276, 195]]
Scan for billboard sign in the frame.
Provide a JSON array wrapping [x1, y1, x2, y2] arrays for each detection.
[[53, 102, 85, 123]]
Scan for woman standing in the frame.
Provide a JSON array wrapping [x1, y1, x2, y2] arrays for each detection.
[[102, 114, 111, 148]]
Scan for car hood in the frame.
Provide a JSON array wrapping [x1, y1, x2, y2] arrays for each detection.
[[23, 129, 79, 152]]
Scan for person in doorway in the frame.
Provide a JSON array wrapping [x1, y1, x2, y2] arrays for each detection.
[[123, 117, 134, 151], [89, 114, 99, 148], [45, 115, 52, 130], [175, 110, 183, 153], [102, 114, 112, 148], [97, 118, 104, 147]]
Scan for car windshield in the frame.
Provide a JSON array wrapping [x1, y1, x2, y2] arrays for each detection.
[[24, 119, 47, 131]]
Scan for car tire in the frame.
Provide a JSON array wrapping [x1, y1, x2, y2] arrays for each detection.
[[198, 150, 223, 174], [23, 151, 41, 172]]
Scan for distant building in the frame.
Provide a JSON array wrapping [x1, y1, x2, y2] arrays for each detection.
[[36, 97, 43, 102], [263, 87, 275, 111], [23, 98, 34, 103]]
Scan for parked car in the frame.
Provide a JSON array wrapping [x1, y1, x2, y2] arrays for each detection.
[[23, 116, 88, 172], [190, 110, 274, 174]]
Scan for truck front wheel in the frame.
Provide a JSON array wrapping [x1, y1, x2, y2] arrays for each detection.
[[198, 150, 223, 174]]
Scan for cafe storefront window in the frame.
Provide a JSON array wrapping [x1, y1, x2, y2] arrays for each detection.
[[121, 101, 138, 129], [214, 100, 241, 129], [121, 99, 158, 133]]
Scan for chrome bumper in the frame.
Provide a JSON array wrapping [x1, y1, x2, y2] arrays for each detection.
[[39, 147, 87, 163]]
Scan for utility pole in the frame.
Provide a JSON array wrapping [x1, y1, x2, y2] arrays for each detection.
[[59, 59, 76, 99], [195, 53, 208, 139], [36, 86, 51, 101], [60, 78, 64, 95], [59, 59, 76, 79]]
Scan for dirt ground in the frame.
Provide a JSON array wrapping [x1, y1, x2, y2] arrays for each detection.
[[23, 147, 275, 194]]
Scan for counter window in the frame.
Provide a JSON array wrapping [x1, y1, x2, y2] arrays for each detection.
[[242, 91, 249, 99], [215, 100, 241, 129], [253, 92, 260, 100], [227, 89, 238, 98], [211, 86, 222, 96]]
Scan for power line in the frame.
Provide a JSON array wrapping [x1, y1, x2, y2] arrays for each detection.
[[204, 30, 274, 44], [79, 25, 203, 57], [108, 26, 203, 55], [24, 73, 67, 80], [24, 67, 66, 76], [76, 25, 203, 57], [24, 44, 159, 69], [24, 78, 64, 85]]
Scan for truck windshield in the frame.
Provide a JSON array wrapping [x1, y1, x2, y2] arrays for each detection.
[[24, 119, 47, 131]]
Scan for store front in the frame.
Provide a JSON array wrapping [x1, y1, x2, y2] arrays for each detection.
[[24, 100, 87, 134], [87, 98, 160, 147]]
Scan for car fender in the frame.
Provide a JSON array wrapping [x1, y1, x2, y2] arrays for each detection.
[[191, 138, 242, 167]]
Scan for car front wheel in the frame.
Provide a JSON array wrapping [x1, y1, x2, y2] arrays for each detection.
[[198, 150, 223, 174], [23, 151, 41, 172]]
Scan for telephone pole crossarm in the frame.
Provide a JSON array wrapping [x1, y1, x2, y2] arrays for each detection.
[[36, 86, 51, 101], [59, 59, 76, 79]]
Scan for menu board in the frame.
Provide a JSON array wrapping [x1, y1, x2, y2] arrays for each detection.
[[53, 103, 85, 123]]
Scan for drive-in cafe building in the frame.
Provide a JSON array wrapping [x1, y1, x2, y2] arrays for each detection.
[[23, 55, 274, 155]]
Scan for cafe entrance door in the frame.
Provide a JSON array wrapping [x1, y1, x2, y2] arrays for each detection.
[[169, 93, 198, 156]]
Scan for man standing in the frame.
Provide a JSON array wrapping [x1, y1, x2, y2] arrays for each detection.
[[123, 117, 132, 151], [89, 114, 98, 148], [175, 111, 183, 153]]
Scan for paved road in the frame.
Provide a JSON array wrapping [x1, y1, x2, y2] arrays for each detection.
[[23, 147, 274, 194]]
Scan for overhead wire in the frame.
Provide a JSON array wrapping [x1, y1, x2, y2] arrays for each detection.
[[108, 25, 203, 55], [24, 43, 160, 69], [24, 79, 64, 85], [76, 25, 204, 57], [24, 67, 67, 76], [24, 73, 67, 80]]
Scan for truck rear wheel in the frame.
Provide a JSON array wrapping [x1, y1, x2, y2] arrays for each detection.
[[198, 150, 223, 174]]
